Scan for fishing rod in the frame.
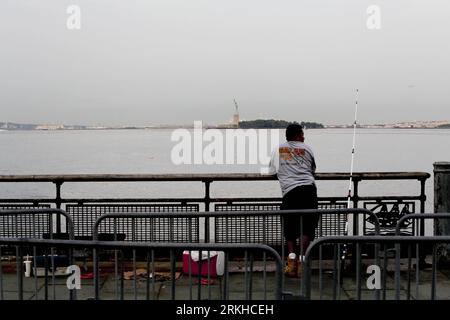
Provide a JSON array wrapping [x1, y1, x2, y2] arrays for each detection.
[[347, 89, 358, 208]]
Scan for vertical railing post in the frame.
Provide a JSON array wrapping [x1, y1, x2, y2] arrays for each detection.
[[16, 246, 23, 300], [203, 179, 212, 242], [419, 178, 427, 236], [352, 178, 360, 236], [434, 162, 450, 264], [204, 179, 211, 212], [54, 180, 63, 234]]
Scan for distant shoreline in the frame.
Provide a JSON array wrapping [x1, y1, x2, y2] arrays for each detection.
[[1, 127, 449, 132], [2, 119, 449, 131]]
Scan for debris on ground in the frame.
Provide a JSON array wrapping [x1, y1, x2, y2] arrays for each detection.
[[123, 269, 181, 281]]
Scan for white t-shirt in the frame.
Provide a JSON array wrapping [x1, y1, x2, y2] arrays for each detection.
[[268, 141, 316, 197]]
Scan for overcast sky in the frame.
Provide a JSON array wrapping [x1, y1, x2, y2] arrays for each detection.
[[1, 0, 449, 126]]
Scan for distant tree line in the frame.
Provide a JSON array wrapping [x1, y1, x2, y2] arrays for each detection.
[[437, 124, 450, 129], [238, 119, 324, 129]]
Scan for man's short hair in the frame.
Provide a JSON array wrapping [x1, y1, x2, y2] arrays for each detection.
[[285, 123, 304, 141]]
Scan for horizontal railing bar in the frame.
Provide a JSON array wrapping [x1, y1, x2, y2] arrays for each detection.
[[0, 172, 430, 182], [0, 198, 203, 203], [212, 197, 346, 202], [0, 199, 57, 203], [0, 237, 281, 252], [93, 208, 367, 219], [396, 213, 450, 235], [0, 208, 68, 216], [0, 196, 423, 204], [212, 196, 424, 202], [0, 197, 345, 203], [307, 235, 450, 247], [62, 198, 202, 203], [356, 196, 424, 201]]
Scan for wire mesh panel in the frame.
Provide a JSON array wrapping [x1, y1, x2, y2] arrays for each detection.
[[214, 201, 349, 245], [214, 203, 282, 245], [66, 204, 200, 240], [95, 216, 200, 242], [316, 201, 348, 237], [0, 204, 52, 238]]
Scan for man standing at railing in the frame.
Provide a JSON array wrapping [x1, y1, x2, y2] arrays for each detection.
[[269, 123, 318, 277]]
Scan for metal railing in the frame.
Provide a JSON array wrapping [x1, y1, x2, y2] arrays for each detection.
[[91, 208, 381, 297], [0, 172, 435, 301], [0, 209, 74, 240], [303, 234, 450, 300], [4, 210, 450, 300], [392, 213, 450, 300], [395, 213, 450, 236], [0, 172, 430, 237], [0, 238, 283, 300], [0, 209, 75, 300], [0, 208, 379, 300], [91, 208, 380, 284]]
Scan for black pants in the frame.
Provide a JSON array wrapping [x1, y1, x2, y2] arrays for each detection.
[[281, 184, 319, 241]]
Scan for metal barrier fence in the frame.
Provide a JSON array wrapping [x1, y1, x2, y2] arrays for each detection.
[[92, 209, 380, 260], [0, 209, 379, 300], [303, 234, 450, 300], [0, 209, 74, 240], [91, 208, 380, 299], [0, 238, 282, 300], [0, 172, 430, 238], [395, 213, 450, 236], [5, 211, 450, 300]]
